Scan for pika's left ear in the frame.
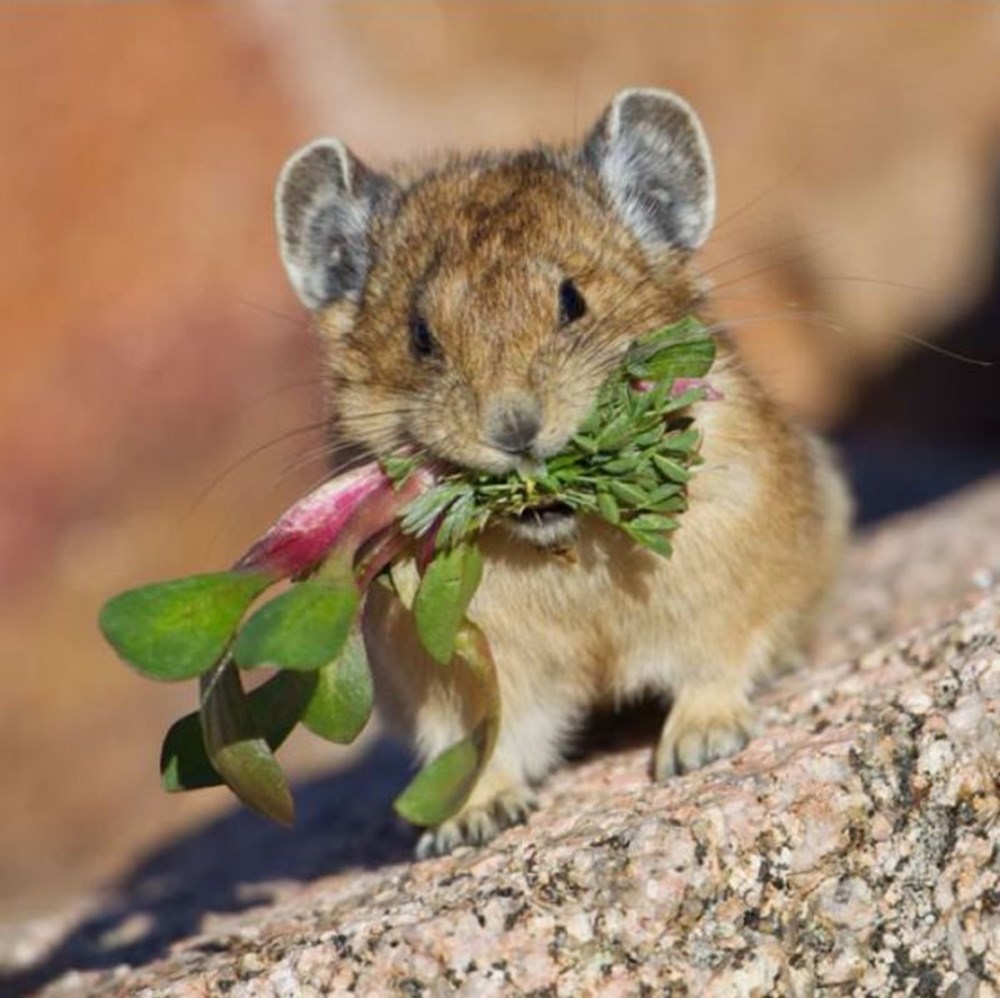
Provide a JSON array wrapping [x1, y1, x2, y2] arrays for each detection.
[[582, 88, 716, 251]]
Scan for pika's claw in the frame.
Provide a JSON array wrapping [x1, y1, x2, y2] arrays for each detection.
[[415, 786, 537, 859], [493, 788, 537, 828]]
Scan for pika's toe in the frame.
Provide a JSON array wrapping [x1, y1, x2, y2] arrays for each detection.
[[664, 722, 749, 778], [493, 787, 537, 827], [654, 689, 754, 781], [414, 786, 536, 858]]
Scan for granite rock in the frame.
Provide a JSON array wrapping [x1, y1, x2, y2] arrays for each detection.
[[8, 478, 1000, 997]]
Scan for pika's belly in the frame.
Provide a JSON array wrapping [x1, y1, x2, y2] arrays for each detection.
[[469, 519, 687, 702]]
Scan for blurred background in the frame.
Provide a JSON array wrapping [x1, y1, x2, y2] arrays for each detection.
[[1, 1, 998, 925]]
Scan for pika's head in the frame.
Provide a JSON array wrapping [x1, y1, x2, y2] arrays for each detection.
[[275, 89, 714, 543]]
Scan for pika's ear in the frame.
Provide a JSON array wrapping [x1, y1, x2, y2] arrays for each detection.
[[275, 139, 396, 310], [582, 88, 715, 251]]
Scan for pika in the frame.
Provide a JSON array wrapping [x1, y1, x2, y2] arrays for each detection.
[[274, 89, 851, 856]]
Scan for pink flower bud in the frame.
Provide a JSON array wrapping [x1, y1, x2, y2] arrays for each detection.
[[234, 462, 392, 577]]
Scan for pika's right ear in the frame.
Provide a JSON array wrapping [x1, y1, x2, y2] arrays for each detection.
[[275, 139, 395, 311], [582, 89, 715, 252]]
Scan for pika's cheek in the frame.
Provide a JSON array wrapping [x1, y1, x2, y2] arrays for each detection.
[[533, 396, 597, 459], [408, 395, 485, 461]]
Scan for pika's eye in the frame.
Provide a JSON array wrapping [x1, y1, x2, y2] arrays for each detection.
[[558, 279, 587, 326], [409, 315, 439, 360]]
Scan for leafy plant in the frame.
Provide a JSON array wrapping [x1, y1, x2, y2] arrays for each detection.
[[99, 318, 716, 828]]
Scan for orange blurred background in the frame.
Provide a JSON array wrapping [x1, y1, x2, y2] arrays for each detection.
[[1, 2, 998, 921]]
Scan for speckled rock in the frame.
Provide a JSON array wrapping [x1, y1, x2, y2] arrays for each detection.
[[9, 478, 1000, 997]]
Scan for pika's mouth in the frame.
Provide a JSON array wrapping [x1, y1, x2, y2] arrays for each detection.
[[506, 501, 577, 549]]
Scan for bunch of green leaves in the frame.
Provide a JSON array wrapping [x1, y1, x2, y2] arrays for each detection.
[[386, 316, 715, 558], [99, 565, 375, 827], [98, 316, 716, 834]]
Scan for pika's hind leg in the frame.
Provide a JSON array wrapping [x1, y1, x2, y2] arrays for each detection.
[[649, 618, 804, 780]]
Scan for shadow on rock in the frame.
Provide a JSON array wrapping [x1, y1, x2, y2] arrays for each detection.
[[5, 739, 414, 997]]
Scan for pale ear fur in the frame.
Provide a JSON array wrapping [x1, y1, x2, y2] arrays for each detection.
[[583, 88, 716, 251], [275, 138, 395, 310]]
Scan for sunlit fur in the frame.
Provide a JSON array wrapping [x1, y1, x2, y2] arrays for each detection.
[[296, 105, 851, 856]]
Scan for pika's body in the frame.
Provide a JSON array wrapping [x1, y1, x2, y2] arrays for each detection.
[[275, 90, 851, 855]]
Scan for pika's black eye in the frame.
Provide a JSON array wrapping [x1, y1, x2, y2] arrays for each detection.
[[409, 315, 439, 360], [558, 279, 587, 326]]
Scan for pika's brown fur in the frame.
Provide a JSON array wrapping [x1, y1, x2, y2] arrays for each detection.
[[275, 89, 851, 856]]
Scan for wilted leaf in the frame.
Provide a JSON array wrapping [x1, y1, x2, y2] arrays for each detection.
[[413, 542, 484, 665], [301, 631, 373, 743], [160, 670, 315, 792], [100, 571, 273, 681], [200, 660, 295, 825], [233, 578, 360, 671]]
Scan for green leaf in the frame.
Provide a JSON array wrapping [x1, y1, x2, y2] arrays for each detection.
[[200, 660, 295, 825], [413, 542, 484, 664], [160, 670, 315, 792], [608, 479, 650, 508], [626, 317, 710, 362], [642, 339, 716, 380], [601, 452, 642, 475], [100, 571, 273, 681], [632, 424, 667, 449], [596, 411, 631, 452], [626, 528, 673, 558], [233, 578, 360, 671], [301, 631, 373, 743], [662, 428, 701, 454], [380, 452, 420, 483], [393, 721, 491, 826], [596, 490, 620, 524], [629, 513, 679, 533], [661, 315, 707, 342], [652, 454, 691, 483], [644, 484, 686, 509], [394, 620, 501, 826]]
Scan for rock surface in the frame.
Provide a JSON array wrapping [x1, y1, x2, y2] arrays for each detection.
[[7, 478, 1000, 997]]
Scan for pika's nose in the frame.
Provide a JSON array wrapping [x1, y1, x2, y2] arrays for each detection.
[[486, 394, 542, 455]]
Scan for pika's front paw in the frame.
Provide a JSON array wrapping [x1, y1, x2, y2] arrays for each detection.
[[415, 786, 537, 859], [654, 686, 755, 781]]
